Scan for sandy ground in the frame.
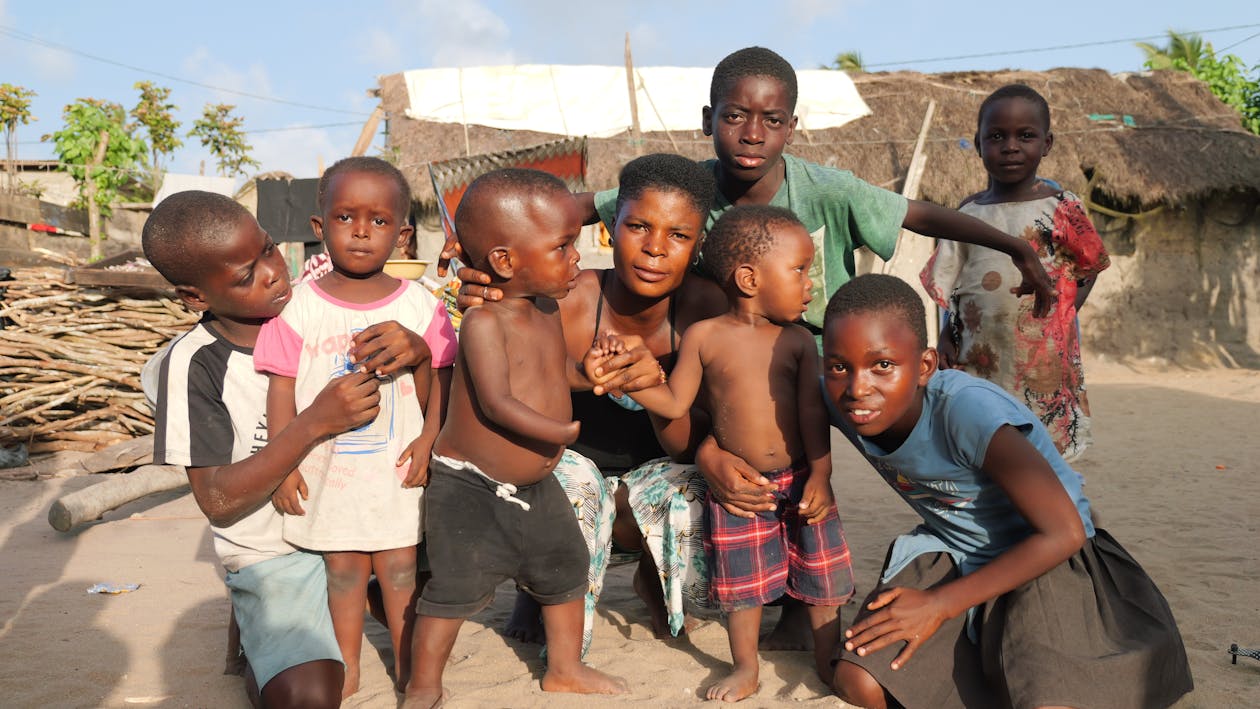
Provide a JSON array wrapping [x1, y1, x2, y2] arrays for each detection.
[[1, 357, 1257, 708]]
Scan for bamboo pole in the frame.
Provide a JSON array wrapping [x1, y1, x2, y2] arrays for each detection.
[[624, 33, 644, 156]]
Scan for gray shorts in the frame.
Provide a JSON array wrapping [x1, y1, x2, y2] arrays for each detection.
[[223, 551, 342, 689], [418, 456, 588, 618]]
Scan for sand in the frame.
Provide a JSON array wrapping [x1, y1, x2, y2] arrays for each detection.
[[1, 357, 1257, 708]]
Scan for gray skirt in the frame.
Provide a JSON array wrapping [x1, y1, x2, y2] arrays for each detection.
[[840, 530, 1193, 709]]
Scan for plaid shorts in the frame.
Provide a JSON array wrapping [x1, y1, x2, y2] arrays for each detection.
[[705, 461, 854, 612]]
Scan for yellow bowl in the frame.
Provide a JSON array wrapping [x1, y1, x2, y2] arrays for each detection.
[[383, 259, 431, 280]]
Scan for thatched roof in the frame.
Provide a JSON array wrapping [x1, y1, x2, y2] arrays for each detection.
[[380, 68, 1260, 212]]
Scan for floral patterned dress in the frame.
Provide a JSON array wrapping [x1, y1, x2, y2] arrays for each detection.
[[920, 191, 1109, 461]]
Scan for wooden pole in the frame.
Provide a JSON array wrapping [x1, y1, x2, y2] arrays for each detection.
[[351, 105, 385, 157], [624, 32, 643, 156], [48, 464, 189, 532], [84, 129, 110, 262], [879, 99, 938, 345]]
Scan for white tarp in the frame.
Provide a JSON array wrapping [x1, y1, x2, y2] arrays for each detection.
[[402, 66, 869, 137], [153, 173, 237, 206]]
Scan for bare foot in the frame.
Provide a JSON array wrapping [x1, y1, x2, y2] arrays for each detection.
[[401, 686, 447, 709], [759, 601, 813, 651], [705, 663, 759, 702], [541, 664, 629, 695], [503, 592, 546, 644]]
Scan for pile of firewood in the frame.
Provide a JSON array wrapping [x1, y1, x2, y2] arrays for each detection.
[[0, 266, 198, 455]]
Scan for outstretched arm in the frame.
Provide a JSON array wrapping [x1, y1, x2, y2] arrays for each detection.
[[903, 200, 1056, 317], [187, 371, 382, 527], [461, 309, 580, 446], [843, 424, 1086, 670], [615, 327, 706, 420]]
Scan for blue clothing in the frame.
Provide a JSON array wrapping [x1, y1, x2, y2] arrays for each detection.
[[224, 550, 342, 689], [831, 369, 1094, 582]]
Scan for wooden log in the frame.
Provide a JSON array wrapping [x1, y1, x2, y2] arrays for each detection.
[[47, 464, 188, 532]]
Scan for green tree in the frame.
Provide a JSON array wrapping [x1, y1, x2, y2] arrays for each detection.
[[1137, 31, 1210, 71], [45, 98, 147, 259], [1, 83, 37, 194], [1138, 31, 1260, 135], [130, 81, 182, 188], [824, 51, 865, 73], [189, 103, 259, 178], [1176, 54, 1260, 134]]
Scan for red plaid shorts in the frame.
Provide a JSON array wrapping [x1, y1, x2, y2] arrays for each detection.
[[705, 460, 854, 612]]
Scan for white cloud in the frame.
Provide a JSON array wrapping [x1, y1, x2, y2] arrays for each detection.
[[181, 47, 277, 106], [376, 0, 515, 68], [29, 44, 76, 82], [248, 125, 342, 177]]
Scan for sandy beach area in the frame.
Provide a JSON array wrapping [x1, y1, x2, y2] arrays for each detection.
[[1, 356, 1257, 708]]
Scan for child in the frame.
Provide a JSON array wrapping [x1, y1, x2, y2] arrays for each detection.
[[823, 274, 1192, 709], [921, 84, 1110, 461], [143, 190, 433, 708], [403, 169, 628, 708], [603, 205, 853, 702], [254, 157, 457, 697]]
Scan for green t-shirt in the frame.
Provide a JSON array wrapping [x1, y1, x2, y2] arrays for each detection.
[[596, 154, 908, 328]]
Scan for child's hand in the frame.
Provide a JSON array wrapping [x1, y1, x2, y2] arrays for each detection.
[[797, 474, 835, 525], [843, 587, 951, 671], [350, 321, 430, 377], [271, 470, 308, 516], [398, 435, 434, 488], [1009, 242, 1057, 318], [307, 370, 381, 436], [585, 334, 667, 396]]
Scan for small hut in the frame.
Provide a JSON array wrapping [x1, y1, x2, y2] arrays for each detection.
[[378, 67, 1260, 366]]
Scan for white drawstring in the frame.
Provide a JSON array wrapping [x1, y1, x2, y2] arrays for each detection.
[[431, 454, 531, 511]]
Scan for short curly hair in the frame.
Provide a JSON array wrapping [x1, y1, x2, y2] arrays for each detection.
[[454, 168, 570, 267], [978, 84, 1051, 133], [710, 47, 798, 112], [614, 153, 715, 223], [142, 190, 252, 287], [824, 274, 928, 349], [317, 156, 412, 219], [701, 204, 803, 286]]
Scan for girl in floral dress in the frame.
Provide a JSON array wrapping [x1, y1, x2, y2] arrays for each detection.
[[922, 85, 1109, 461]]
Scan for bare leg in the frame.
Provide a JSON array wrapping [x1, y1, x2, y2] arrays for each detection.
[[224, 606, 246, 676], [371, 546, 419, 691], [403, 614, 463, 709], [832, 660, 892, 709], [759, 596, 814, 651], [707, 606, 761, 702], [806, 604, 842, 685], [259, 658, 344, 709], [539, 598, 628, 695], [324, 550, 372, 699]]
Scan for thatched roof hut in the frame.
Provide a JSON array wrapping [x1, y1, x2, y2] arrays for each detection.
[[380, 68, 1260, 366]]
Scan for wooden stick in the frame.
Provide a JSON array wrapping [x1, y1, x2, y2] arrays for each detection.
[[48, 465, 189, 532], [624, 32, 643, 157]]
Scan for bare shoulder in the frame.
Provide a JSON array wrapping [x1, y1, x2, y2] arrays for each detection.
[[455, 305, 503, 342], [676, 275, 727, 326]]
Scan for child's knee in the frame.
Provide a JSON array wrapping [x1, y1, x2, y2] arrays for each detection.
[[374, 548, 419, 591], [325, 554, 372, 595], [263, 660, 343, 709], [832, 660, 888, 709]]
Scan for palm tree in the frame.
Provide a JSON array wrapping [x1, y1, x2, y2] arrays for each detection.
[[824, 51, 865, 73], [1136, 31, 1211, 70]]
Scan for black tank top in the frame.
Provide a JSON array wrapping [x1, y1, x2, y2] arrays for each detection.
[[569, 271, 677, 474]]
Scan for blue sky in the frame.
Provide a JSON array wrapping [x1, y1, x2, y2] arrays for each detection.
[[3, 0, 1256, 179]]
